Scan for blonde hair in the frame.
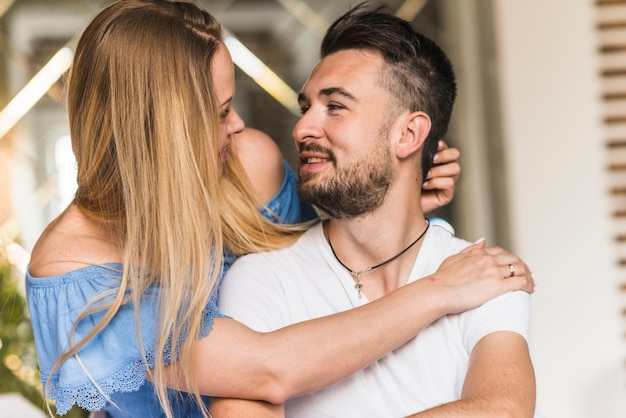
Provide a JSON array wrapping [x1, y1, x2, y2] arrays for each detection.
[[49, 1, 303, 416]]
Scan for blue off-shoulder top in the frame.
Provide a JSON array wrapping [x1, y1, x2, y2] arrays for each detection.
[[26, 161, 316, 417]]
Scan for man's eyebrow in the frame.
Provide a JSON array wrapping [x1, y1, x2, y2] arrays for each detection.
[[320, 87, 357, 101], [320, 87, 356, 101], [297, 87, 357, 105]]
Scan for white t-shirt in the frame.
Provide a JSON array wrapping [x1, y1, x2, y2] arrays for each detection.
[[218, 223, 531, 418]]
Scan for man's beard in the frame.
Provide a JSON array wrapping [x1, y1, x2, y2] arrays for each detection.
[[297, 136, 393, 220]]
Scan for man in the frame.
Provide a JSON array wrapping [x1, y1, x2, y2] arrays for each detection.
[[213, 5, 536, 417]]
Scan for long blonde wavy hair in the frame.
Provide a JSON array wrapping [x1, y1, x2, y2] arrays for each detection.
[[48, 0, 304, 416]]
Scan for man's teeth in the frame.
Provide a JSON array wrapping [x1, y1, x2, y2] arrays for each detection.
[[307, 157, 326, 163]]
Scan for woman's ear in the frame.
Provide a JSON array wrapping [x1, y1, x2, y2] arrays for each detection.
[[396, 112, 431, 159]]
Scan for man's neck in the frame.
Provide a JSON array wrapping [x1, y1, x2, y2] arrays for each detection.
[[324, 197, 427, 300]]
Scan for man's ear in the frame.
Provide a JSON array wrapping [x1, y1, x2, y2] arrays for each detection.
[[396, 112, 431, 159]]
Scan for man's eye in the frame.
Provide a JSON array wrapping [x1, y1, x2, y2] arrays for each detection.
[[327, 103, 344, 111], [299, 105, 310, 115]]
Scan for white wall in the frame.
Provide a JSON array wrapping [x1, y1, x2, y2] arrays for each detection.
[[493, 0, 626, 416]]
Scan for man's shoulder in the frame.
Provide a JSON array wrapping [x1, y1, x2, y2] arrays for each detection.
[[218, 223, 329, 330], [425, 223, 472, 256]]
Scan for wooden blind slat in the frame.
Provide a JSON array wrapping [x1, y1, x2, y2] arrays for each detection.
[[598, 28, 626, 47], [601, 52, 626, 71], [607, 146, 626, 163], [602, 99, 626, 119], [602, 76, 626, 97], [597, 3, 626, 24]]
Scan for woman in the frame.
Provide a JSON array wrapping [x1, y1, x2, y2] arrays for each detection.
[[25, 1, 533, 417]]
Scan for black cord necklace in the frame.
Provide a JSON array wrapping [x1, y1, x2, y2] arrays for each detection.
[[327, 218, 430, 299]]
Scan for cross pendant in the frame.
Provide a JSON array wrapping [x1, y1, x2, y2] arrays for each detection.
[[351, 271, 363, 299], [354, 282, 363, 299]]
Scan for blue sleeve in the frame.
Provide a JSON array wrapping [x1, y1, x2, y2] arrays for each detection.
[[25, 266, 225, 415]]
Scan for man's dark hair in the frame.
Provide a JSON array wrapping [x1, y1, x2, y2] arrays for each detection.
[[321, 4, 457, 179]]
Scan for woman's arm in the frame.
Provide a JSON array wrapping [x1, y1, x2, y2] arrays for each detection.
[[210, 398, 284, 418], [166, 240, 534, 404]]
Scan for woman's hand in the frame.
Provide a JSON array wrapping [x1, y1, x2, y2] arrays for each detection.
[[421, 140, 461, 213], [430, 239, 535, 314]]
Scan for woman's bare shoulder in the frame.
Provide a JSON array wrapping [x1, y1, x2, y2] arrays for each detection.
[[28, 204, 122, 278], [232, 128, 286, 205]]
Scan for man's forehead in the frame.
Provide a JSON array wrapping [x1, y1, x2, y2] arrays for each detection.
[[301, 49, 384, 96]]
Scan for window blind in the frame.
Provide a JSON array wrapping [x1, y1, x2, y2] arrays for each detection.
[[597, 1, 626, 325]]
